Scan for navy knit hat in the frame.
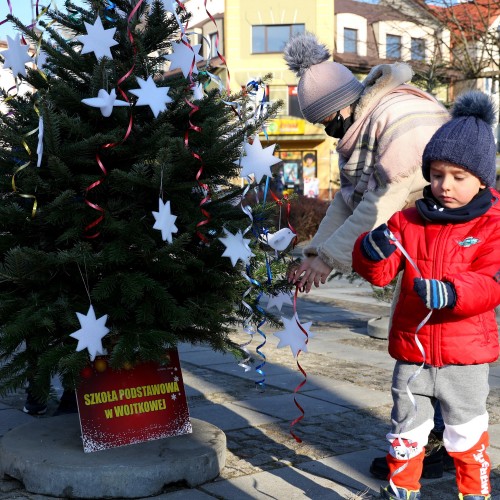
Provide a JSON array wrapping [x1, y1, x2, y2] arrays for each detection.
[[422, 91, 497, 187]]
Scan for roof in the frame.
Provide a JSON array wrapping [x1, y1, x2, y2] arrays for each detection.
[[335, 0, 410, 22]]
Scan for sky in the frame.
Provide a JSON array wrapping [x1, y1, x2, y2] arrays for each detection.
[[1, 1, 85, 40]]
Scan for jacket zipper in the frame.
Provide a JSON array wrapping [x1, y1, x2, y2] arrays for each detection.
[[430, 224, 453, 367]]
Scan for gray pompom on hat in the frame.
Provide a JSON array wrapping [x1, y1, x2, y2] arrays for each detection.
[[283, 32, 364, 124], [422, 91, 497, 187]]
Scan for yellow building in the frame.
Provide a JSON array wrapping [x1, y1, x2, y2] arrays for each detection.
[[222, 0, 337, 199]]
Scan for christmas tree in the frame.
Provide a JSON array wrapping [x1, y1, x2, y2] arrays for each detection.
[[0, 0, 289, 401]]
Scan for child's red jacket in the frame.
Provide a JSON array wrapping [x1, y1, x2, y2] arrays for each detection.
[[352, 188, 500, 367]]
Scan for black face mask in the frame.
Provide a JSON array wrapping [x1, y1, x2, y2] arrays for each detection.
[[324, 112, 353, 139]]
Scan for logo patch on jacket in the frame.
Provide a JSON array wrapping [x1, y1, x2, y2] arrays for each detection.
[[458, 236, 480, 247]]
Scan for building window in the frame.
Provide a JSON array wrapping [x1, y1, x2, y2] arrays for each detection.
[[252, 24, 305, 54], [411, 37, 425, 61], [344, 28, 358, 54], [386, 34, 402, 59]]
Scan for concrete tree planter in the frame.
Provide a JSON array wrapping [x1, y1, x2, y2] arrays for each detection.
[[0, 415, 226, 499]]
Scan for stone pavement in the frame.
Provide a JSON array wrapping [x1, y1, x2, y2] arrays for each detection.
[[1, 277, 500, 499]]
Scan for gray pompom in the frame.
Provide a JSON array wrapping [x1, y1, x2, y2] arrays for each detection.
[[452, 91, 497, 126], [283, 32, 330, 78]]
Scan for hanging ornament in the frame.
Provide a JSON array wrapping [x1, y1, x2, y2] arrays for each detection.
[[94, 358, 108, 373], [69, 305, 110, 362], [274, 314, 313, 358], [192, 83, 205, 101], [266, 291, 293, 312], [164, 36, 203, 79], [82, 88, 129, 117], [0, 34, 32, 77], [81, 366, 94, 379], [152, 198, 178, 243], [237, 135, 281, 183], [36, 116, 44, 167], [218, 228, 254, 267], [77, 17, 118, 60], [129, 76, 172, 118], [260, 227, 296, 252]]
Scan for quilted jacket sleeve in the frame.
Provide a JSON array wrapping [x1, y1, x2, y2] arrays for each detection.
[[352, 212, 405, 287]]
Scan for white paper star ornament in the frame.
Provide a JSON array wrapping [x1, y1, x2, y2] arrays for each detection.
[[78, 17, 118, 60], [129, 76, 172, 118], [82, 88, 129, 117], [237, 135, 281, 183], [152, 198, 178, 243], [164, 37, 203, 79], [218, 228, 254, 267], [274, 314, 313, 358], [70, 305, 110, 361], [1, 34, 32, 77], [266, 291, 293, 312]]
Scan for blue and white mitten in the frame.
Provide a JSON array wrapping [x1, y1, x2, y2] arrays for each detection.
[[413, 278, 456, 309], [361, 223, 396, 261]]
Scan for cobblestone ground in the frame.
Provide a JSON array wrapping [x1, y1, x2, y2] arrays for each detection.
[[1, 295, 500, 499]]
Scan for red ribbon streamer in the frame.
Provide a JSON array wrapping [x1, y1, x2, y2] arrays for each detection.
[[289, 285, 310, 443], [84, 1, 140, 237], [0, 0, 12, 25]]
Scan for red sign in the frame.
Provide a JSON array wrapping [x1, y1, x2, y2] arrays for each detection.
[[76, 349, 192, 453]]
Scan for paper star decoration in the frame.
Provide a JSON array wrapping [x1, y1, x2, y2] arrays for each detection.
[[274, 314, 313, 358], [37, 116, 44, 168], [152, 198, 178, 243], [129, 76, 172, 118], [164, 37, 203, 79], [237, 135, 281, 183], [0, 34, 32, 77], [70, 305, 110, 362], [218, 228, 254, 267], [266, 291, 293, 312], [82, 88, 129, 117], [78, 17, 118, 60]]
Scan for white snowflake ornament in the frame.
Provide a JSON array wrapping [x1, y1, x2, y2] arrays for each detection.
[[69, 305, 110, 362], [152, 198, 178, 243], [237, 135, 281, 183], [164, 37, 203, 79], [274, 314, 314, 358], [82, 88, 129, 117], [78, 17, 118, 60], [0, 34, 32, 77], [129, 76, 172, 118], [218, 228, 254, 267]]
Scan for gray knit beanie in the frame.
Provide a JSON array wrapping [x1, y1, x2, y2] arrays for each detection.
[[283, 32, 364, 124], [422, 91, 497, 187]]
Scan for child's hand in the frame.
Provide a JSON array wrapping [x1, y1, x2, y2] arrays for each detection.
[[413, 278, 456, 309], [361, 223, 397, 261]]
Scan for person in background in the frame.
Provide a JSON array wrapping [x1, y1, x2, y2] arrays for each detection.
[[352, 90, 500, 500], [283, 31, 450, 478]]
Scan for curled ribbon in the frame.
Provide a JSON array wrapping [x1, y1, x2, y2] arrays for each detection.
[[289, 285, 309, 443], [84, 1, 138, 237], [385, 228, 432, 498]]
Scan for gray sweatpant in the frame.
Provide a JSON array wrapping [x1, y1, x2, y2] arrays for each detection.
[[388, 361, 489, 454]]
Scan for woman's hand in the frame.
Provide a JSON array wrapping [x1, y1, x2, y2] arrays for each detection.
[[288, 256, 333, 293]]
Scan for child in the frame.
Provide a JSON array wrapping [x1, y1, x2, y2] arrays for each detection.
[[352, 90, 500, 500]]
